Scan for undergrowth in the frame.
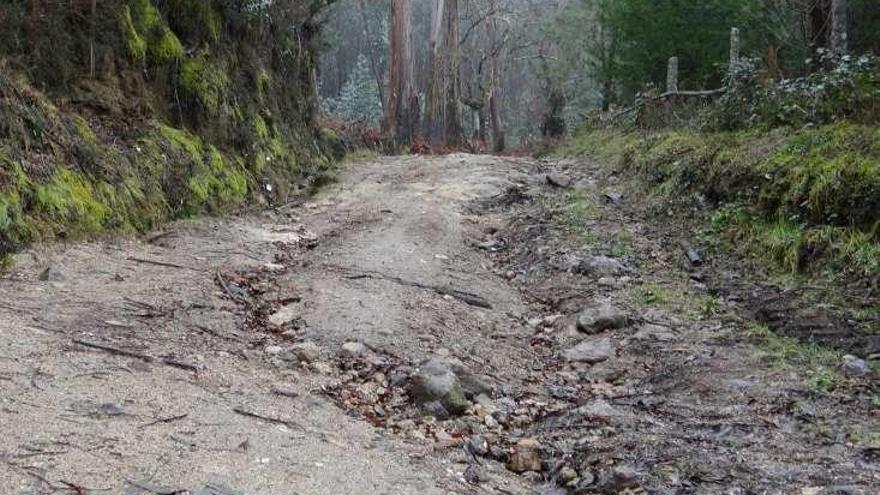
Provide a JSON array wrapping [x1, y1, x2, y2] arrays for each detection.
[[553, 123, 880, 281]]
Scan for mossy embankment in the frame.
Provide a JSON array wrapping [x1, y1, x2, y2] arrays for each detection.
[[553, 123, 880, 283], [0, 0, 339, 260]]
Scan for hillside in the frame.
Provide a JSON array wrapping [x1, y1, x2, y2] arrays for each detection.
[[0, 0, 335, 260]]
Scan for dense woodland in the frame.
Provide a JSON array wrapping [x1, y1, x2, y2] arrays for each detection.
[[319, 0, 880, 148]]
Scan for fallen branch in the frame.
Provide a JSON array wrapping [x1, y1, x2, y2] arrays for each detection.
[[73, 339, 154, 362], [127, 257, 203, 272], [73, 339, 198, 372], [215, 271, 250, 304], [232, 406, 304, 430], [161, 358, 200, 372], [336, 266, 492, 309], [139, 413, 188, 429]]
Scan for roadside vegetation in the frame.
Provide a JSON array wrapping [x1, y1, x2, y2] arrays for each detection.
[[0, 1, 339, 263]]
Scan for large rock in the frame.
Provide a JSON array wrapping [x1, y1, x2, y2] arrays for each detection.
[[576, 304, 629, 334], [577, 256, 628, 277], [409, 359, 470, 417], [546, 173, 573, 188], [425, 357, 492, 398], [268, 305, 298, 327], [506, 438, 543, 473], [841, 355, 870, 377], [339, 341, 369, 359], [564, 338, 615, 364], [291, 341, 321, 363]]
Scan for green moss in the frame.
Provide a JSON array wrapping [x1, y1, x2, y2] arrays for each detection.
[[121, 6, 148, 63], [121, 0, 184, 65], [558, 123, 879, 279], [71, 115, 96, 143], [150, 26, 185, 63], [256, 69, 271, 100], [253, 114, 269, 141], [129, 0, 160, 31], [179, 54, 229, 114], [157, 124, 248, 213], [33, 169, 110, 236]]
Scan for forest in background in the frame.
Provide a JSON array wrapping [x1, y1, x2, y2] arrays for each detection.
[[318, 0, 880, 148], [319, 0, 878, 283]]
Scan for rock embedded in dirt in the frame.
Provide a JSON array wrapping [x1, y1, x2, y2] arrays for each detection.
[[546, 173, 573, 188], [632, 324, 676, 342], [421, 357, 492, 399], [576, 399, 624, 420], [603, 190, 624, 205], [578, 255, 629, 277], [564, 338, 615, 364], [465, 435, 490, 458], [38, 266, 65, 282], [409, 360, 470, 417], [291, 341, 321, 363], [268, 305, 299, 327], [840, 355, 870, 377], [559, 466, 579, 484], [576, 304, 629, 334], [311, 362, 334, 375], [265, 345, 284, 355], [506, 438, 543, 473], [340, 341, 369, 359]]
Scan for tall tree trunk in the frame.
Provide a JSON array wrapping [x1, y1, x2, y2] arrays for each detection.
[[423, 0, 446, 147], [443, 0, 463, 148], [489, 65, 504, 152], [383, 0, 419, 145], [487, 0, 505, 152], [358, 0, 386, 111]]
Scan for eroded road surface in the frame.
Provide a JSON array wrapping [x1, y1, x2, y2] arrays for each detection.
[[0, 154, 876, 495]]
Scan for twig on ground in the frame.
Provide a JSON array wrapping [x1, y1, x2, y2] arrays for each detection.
[[139, 414, 188, 429], [73, 340, 199, 372], [127, 256, 202, 272], [331, 264, 493, 309], [73, 339, 154, 362], [232, 406, 304, 430]]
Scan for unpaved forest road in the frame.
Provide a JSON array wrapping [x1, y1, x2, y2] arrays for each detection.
[[0, 154, 876, 495]]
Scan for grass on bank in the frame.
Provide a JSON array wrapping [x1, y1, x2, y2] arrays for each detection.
[[551, 123, 880, 281]]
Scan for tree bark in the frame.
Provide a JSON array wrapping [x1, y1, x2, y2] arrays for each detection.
[[423, 0, 446, 147], [443, 0, 463, 148], [383, 0, 419, 145]]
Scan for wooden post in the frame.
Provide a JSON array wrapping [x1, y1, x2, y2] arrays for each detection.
[[666, 57, 679, 93], [831, 0, 848, 54], [729, 27, 741, 72]]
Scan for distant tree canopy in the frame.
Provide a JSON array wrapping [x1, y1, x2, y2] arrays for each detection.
[[318, 0, 880, 144]]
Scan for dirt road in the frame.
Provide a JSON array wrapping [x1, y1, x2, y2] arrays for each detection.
[[0, 154, 876, 494]]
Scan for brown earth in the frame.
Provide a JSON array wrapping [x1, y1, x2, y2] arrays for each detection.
[[0, 154, 876, 495]]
